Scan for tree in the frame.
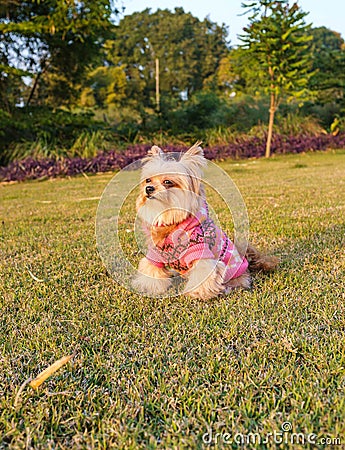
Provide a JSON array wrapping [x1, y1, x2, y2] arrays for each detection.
[[0, 0, 118, 108], [80, 65, 127, 108], [96, 8, 229, 111], [307, 27, 345, 105], [239, 1, 313, 157]]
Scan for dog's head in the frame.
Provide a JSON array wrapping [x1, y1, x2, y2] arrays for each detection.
[[136, 142, 207, 227]]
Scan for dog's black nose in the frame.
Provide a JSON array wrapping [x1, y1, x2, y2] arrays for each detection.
[[145, 185, 155, 195]]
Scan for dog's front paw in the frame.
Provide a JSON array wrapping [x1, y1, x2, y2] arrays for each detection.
[[224, 271, 252, 292], [132, 274, 172, 295], [185, 286, 222, 300], [183, 259, 225, 300], [184, 276, 225, 300]]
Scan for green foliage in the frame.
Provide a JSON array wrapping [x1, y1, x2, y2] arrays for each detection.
[[0, 0, 117, 108], [69, 130, 112, 158], [205, 127, 237, 146], [91, 8, 229, 111], [239, 0, 313, 102], [307, 27, 345, 106], [166, 92, 227, 133], [274, 112, 324, 136], [203, 110, 324, 145], [162, 93, 271, 136], [301, 101, 342, 129], [239, 0, 314, 156], [226, 46, 265, 96], [81, 66, 127, 109], [4, 129, 112, 163], [0, 4, 344, 165], [0, 108, 110, 165]]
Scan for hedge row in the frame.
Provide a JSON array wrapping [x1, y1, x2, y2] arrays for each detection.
[[1, 133, 345, 182]]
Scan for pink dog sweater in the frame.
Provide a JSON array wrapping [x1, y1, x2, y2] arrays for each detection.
[[145, 203, 248, 281]]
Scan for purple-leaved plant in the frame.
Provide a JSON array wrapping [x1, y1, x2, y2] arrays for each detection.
[[1, 133, 345, 182]]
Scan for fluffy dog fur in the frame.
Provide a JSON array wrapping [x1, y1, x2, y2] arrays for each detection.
[[133, 142, 278, 300]]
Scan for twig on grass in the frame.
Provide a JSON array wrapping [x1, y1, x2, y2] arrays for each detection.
[[26, 267, 45, 283], [14, 377, 32, 409], [81, 171, 90, 181], [29, 354, 75, 389], [13, 353, 76, 408], [46, 390, 73, 396]]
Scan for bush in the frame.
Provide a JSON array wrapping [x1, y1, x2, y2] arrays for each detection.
[[158, 93, 271, 137], [301, 101, 343, 129], [2, 133, 345, 182], [0, 107, 110, 165]]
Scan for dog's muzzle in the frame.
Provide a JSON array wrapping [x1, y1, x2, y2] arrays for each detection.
[[145, 185, 155, 197]]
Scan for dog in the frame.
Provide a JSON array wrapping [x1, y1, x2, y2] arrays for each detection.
[[133, 142, 278, 300]]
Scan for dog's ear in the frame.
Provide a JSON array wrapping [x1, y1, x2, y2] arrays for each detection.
[[181, 141, 207, 168], [147, 145, 163, 158], [183, 141, 203, 158]]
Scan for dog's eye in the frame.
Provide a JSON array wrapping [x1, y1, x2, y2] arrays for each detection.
[[145, 178, 151, 183], [163, 180, 174, 186]]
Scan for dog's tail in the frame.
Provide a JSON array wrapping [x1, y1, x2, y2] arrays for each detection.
[[245, 243, 279, 272]]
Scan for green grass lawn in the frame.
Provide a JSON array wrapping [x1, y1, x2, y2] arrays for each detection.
[[1, 150, 344, 449]]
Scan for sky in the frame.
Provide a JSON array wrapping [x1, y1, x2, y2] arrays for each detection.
[[119, 0, 345, 45]]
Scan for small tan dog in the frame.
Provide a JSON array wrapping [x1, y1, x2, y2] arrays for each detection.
[[133, 142, 278, 299]]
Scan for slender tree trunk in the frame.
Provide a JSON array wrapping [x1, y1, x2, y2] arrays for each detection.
[[155, 58, 160, 112], [26, 71, 42, 107], [26, 58, 47, 107], [265, 91, 276, 158]]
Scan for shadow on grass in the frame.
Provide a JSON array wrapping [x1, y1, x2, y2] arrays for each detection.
[[274, 222, 345, 268]]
